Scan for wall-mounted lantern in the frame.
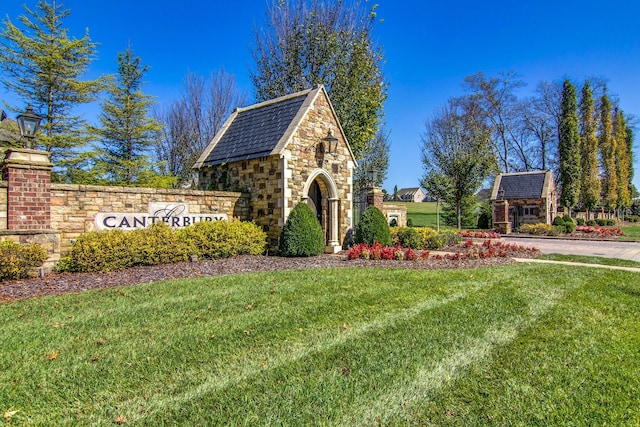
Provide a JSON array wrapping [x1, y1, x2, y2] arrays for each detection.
[[320, 129, 338, 154], [16, 106, 43, 149], [498, 187, 505, 200]]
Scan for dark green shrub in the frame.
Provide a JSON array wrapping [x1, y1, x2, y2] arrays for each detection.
[[596, 218, 607, 226], [606, 219, 616, 226], [0, 239, 48, 281], [587, 219, 597, 226], [553, 216, 565, 227], [355, 206, 391, 246], [563, 214, 573, 224], [180, 220, 267, 259], [477, 202, 492, 229], [406, 218, 413, 227], [279, 203, 324, 257], [389, 218, 398, 227], [576, 218, 585, 226], [564, 219, 576, 233], [395, 227, 421, 248]]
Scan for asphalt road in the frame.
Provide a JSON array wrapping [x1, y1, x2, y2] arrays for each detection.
[[503, 236, 640, 262]]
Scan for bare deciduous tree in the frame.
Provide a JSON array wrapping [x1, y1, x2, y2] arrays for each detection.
[[155, 69, 247, 185]]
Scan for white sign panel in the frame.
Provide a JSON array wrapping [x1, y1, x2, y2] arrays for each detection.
[[95, 203, 227, 230]]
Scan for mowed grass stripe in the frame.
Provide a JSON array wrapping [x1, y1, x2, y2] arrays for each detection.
[[123, 282, 483, 423], [353, 285, 569, 425]]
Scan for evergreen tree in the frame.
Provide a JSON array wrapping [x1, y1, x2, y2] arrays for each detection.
[[599, 93, 618, 211], [558, 79, 581, 210], [614, 110, 632, 211], [578, 81, 600, 218], [0, 1, 102, 177], [89, 45, 163, 186]]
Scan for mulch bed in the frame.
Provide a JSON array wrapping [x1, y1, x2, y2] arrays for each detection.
[[0, 249, 535, 302]]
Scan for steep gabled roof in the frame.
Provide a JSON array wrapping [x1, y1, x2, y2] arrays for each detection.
[[193, 85, 355, 169], [397, 187, 422, 198], [491, 171, 554, 200]]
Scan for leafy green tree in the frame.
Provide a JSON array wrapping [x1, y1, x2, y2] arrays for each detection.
[[251, 0, 387, 179], [0, 1, 102, 177], [421, 96, 495, 229], [89, 45, 163, 186], [558, 79, 581, 210], [599, 93, 618, 211], [393, 185, 398, 202], [352, 127, 390, 195], [578, 81, 600, 219], [614, 110, 632, 211]]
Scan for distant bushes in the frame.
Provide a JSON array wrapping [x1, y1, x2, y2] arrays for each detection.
[[0, 239, 48, 281], [391, 226, 461, 249], [58, 221, 267, 273]]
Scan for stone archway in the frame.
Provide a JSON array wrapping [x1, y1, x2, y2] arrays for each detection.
[[302, 169, 340, 252]]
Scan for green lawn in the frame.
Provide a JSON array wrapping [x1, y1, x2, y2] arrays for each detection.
[[537, 253, 640, 268], [620, 224, 640, 241], [386, 201, 447, 228], [1, 264, 639, 425]]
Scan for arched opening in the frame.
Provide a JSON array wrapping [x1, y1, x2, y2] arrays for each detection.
[[302, 169, 340, 252]]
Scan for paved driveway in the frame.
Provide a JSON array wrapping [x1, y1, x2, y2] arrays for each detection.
[[503, 236, 640, 262]]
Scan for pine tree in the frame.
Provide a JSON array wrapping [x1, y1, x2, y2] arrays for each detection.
[[614, 110, 631, 211], [90, 45, 163, 185], [578, 81, 600, 219], [558, 79, 581, 210], [0, 1, 102, 176], [599, 94, 618, 212]]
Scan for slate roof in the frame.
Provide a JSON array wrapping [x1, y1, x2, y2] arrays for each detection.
[[199, 94, 308, 167], [493, 171, 551, 199]]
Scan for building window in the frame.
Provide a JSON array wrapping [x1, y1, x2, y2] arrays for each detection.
[[523, 206, 538, 216]]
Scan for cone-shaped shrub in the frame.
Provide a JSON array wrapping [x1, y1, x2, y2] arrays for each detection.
[[355, 206, 391, 246], [279, 202, 325, 257]]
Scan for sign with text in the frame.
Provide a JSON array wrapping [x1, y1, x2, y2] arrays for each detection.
[[95, 203, 227, 230]]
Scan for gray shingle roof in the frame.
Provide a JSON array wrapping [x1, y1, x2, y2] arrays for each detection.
[[200, 93, 308, 167], [499, 172, 546, 199]]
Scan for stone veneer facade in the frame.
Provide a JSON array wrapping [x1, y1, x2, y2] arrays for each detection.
[[198, 91, 354, 251]]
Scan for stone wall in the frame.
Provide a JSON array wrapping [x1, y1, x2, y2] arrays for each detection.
[[49, 184, 250, 254]]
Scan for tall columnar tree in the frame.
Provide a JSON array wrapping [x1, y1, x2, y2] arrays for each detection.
[[421, 96, 495, 229], [90, 45, 163, 186], [558, 79, 581, 210], [599, 93, 618, 212], [251, 0, 387, 176], [578, 81, 600, 218], [613, 110, 632, 211], [0, 0, 102, 177]]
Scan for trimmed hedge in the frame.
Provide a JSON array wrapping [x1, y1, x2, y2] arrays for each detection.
[[58, 221, 267, 273], [0, 239, 48, 281], [390, 226, 461, 249], [355, 206, 391, 246], [278, 202, 325, 257]]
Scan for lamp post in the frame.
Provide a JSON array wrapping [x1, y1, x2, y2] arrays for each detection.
[[366, 166, 378, 188], [16, 106, 43, 149]]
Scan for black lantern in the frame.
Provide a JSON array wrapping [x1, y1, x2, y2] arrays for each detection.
[[367, 166, 378, 187], [321, 129, 339, 154], [498, 187, 505, 200], [16, 106, 43, 148]]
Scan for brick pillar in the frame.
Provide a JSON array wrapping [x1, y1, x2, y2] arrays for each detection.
[[366, 187, 384, 211], [492, 200, 511, 234], [2, 148, 53, 230]]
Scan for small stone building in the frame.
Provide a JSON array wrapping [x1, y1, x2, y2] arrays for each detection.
[[491, 170, 557, 233], [193, 85, 356, 253]]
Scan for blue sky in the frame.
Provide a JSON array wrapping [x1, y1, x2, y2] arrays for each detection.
[[2, 0, 639, 192]]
